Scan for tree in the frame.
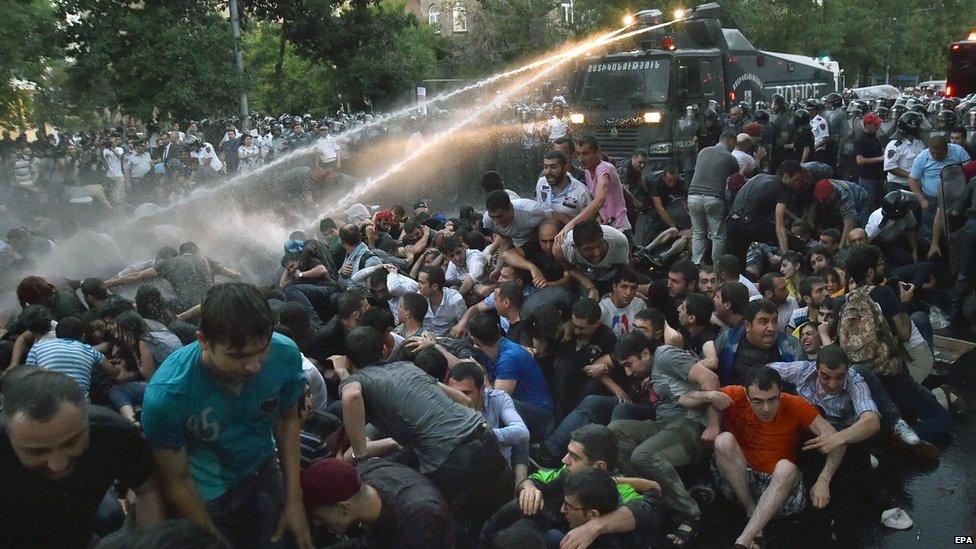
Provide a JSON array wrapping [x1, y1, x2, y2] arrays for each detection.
[[58, 0, 245, 122], [0, 0, 59, 128], [244, 22, 337, 115]]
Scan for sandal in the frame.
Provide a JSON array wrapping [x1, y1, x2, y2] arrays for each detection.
[[668, 517, 702, 547]]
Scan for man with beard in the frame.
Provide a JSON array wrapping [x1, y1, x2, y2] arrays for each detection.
[[536, 151, 592, 223]]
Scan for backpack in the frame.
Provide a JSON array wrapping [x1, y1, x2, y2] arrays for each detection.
[[838, 285, 902, 376]]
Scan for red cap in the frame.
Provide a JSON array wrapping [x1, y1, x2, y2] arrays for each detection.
[[301, 459, 361, 509], [744, 122, 763, 137], [964, 160, 976, 182], [814, 179, 835, 202], [375, 209, 394, 222], [862, 113, 884, 126]]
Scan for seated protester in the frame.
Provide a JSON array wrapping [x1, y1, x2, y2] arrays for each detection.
[[758, 272, 798, 333], [0, 368, 163, 548], [279, 249, 337, 329], [417, 266, 466, 338], [331, 327, 512, 534], [645, 163, 691, 233], [306, 291, 367, 364], [336, 224, 384, 295], [448, 360, 531, 483], [550, 467, 661, 548], [482, 170, 521, 200], [14, 275, 86, 322], [358, 263, 420, 316], [838, 245, 950, 450], [607, 332, 722, 547], [818, 228, 843, 258], [453, 280, 528, 343], [697, 265, 719, 298], [808, 245, 846, 297], [778, 251, 808, 302], [439, 234, 488, 299], [482, 190, 551, 249], [711, 299, 806, 386], [536, 150, 591, 223], [468, 313, 555, 441], [797, 321, 823, 359], [711, 281, 751, 331], [551, 299, 623, 417], [301, 458, 455, 549], [866, 190, 922, 267], [787, 275, 828, 331], [817, 266, 847, 298], [395, 292, 428, 339], [677, 293, 717, 359], [359, 307, 405, 363], [78, 277, 130, 313], [25, 316, 119, 398], [485, 425, 662, 548], [714, 254, 761, 300], [644, 259, 698, 328], [768, 346, 914, 536], [678, 366, 844, 549], [599, 266, 647, 337], [555, 219, 630, 296], [109, 311, 183, 423], [502, 218, 573, 290], [811, 179, 872, 242], [633, 307, 685, 351], [5, 305, 56, 370]]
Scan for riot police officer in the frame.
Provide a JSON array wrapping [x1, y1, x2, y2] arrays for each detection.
[[883, 112, 927, 195], [824, 92, 847, 169], [768, 93, 793, 171]]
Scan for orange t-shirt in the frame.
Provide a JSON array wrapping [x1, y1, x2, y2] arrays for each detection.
[[720, 385, 819, 474]]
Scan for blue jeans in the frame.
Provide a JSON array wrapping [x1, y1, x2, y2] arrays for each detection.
[[857, 177, 882, 209], [911, 311, 934, 349], [542, 395, 617, 457], [515, 400, 555, 443], [205, 459, 294, 549], [882, 366, 951, 442], [109, 381, 146, 410]]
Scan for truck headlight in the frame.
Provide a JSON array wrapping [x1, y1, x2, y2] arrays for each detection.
[[643, 111, 663, 124], [569, 113, 585, 124]]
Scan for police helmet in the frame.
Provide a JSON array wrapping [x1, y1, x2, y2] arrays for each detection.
[[703, 108, 719, 123], [793, 109, 810, 126], [849, 100, 869, 117], [805, 98, 824, 112], [754, 100, 768, 111], [881, 190, 911, 220], [910, 104, 927, 115], [897, 111, 923, 135], [754, 110, 770, 124], [936, 109, 957, 129], [686, 105, 700, 116], [771, 93, 786, 109], [824, 93, 843, 108], [890, 104, 907, 118], [874, 107, 890, 121]]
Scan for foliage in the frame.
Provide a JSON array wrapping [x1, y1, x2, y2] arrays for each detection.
[[57, 0, 245, 122], [244, 22, 337, 116], [0, 0, 60, 128]]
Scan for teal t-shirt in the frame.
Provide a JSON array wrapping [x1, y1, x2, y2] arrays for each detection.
[[141, 332, 306, 500]]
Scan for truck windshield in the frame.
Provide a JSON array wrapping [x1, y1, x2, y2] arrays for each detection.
[[578, 59, 670, 107]]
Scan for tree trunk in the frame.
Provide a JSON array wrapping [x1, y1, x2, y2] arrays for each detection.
[[274, 20, 288, 112]]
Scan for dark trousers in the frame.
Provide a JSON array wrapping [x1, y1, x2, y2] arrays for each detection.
[[283, 283, 338, 328], [205, 459, 294, 549], [552, 355, 608, 420], [514, 400, 555, 443], [728, 217, 807, 267], [952, 223, 976, 316]]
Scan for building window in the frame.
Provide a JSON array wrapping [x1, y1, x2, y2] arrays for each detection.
[[452, 2, 467, 33], [560, 0, 574, 24], [428, 4, 440, 32]]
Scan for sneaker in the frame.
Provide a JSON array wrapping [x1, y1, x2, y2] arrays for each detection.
[[894, 419, 920, 445], [881, 507, 914, 530], [870, 454, 879, 470]]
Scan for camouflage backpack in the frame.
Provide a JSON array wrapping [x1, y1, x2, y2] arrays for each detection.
[[838, 285, 902, 376]]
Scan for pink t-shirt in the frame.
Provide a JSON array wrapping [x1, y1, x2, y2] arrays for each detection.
[[585, 161, 631, 231]]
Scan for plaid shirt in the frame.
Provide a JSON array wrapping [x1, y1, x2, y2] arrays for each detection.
[[768, 360, 878, 428]]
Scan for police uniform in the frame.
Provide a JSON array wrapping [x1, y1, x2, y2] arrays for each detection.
[[810, 114, 831, 165], [883, 136, 926, 194]]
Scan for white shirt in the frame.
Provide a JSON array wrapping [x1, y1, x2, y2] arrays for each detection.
[[445, 249, 487, 286], [125, 151, 153, 179], [191, 143, 223, 172], [353, 267, 421, 316], [739, 274, 762, 300], [102, 147, 124, 178], [865, 207, 917, 242], [810, 115, 830, 149], [547, 116, 569, 141], [883, 137, 926, 186], [422, 288, 467, 337], [482, 198, 552, 247], [317, 134, 340, 164], [778, 296, 798, 333], [561, 225, 630, 282], [731, 149, 756, 174], [599, 296, 648, 336], [536, 174, 592, 218]]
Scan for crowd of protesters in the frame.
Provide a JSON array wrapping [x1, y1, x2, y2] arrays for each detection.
[[0, 86, 974, 549]]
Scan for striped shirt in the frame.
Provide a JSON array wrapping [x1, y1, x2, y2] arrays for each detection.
[[768, 360, 877, 428], [26, 338, 106, 396]]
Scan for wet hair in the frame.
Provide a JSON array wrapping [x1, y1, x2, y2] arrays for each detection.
[[135, 285, 173, 325], [553, 136, 576, 154], [776, 159, 804, 177], [80, 278, 110, 300], [468, 312, 502, 344], [717, 281, 750, 315], [336, 292, 366, 320], [113, 311, 149, 340], [564, 468, 619, 516], [318, 217, 338, 234], [198, 283, 274, 348], [572, 219, 603, 247], [845, 244, 882, 285], [485, 189, 512, 212], [400, 293, 429, 320], [526, 303, 567, 341], [743, 299, 778, 323], [632, 148, 649, 158], [570, 424, 618, 469], [798, 276, 824, 299], [612, 265, 640, 286], [613, 331, 656, 363], [16, 276, 55, 309], [360, 306, 394, 333], [719, 130, 738, 144], [450, 360, 485, 389], [179, 241, 199, 255], [714, 254, 743, 280], [543, 150, 568, 165], [578, 135, 601, 151], [572, 297, 601, 324], [634, 307, 664, 332], [419, 266, 446, 290], [758, 272, 785, 296], [817, 344, 850, 371], [368, 268, 389, 289], [413, 346, 449, 380], [438, 234, 464, 255], [94, 519, 231, 549], [820, 228, 841, 243], [683, 293, 714, 327], [496, 281, 524, 309], [481, 171, 505, 193], [338, 224, 362, 247], [670, 259, 699, 285], [345, 326, 384, 368], [0, 367, 86, 425], [489, 526, 545, 549], [277, 302, 312, 349], [747, 366, 782, 392], [17, 305, 53, 334], [99, 298, 134, 320], [156, 246, 178, 262], [808, 245, 836, 267], [403, 220, 421, 235]]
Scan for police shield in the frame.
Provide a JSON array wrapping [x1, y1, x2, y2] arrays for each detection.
[[940, 163, 968, 271]]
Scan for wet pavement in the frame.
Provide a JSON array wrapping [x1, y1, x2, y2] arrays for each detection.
[[696, 329, 976, 549]]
